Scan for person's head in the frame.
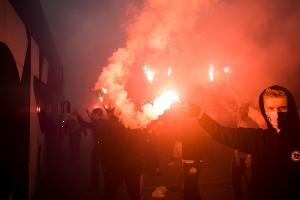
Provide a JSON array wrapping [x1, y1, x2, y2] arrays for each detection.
[[263, 88, 288, 133], [260, 85, 299, 133], [91, 108, 103, 120], [238, 103, 250, 120]]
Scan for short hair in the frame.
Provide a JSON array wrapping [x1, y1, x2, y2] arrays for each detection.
[[263, 88, 286, 97]]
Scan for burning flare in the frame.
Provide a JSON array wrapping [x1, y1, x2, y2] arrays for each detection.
[[209, 65, 214, 82], [142, 90, 179, 120], [152, 90, 179, 115], [144, 65, 154, 83], [167, 66, 172, 76]]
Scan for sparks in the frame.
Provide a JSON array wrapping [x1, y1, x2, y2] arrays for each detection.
[[209, 65, 214, 82], [143, 65, 154, 83], [167, 66, 172, 76]]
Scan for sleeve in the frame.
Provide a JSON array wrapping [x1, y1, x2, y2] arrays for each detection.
[[198, 113, 264, 154]]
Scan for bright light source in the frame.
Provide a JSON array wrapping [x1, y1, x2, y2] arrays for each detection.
[[143, 65, 154, 83], [102, 88, 108, 94], [224, 66, 231, 73], [208, 65, 214, 82], [167, 66, 172, 76]]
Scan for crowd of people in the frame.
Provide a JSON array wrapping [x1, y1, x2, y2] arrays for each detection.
[[63, 107, 144, 199], [58, 85, 299, 200]]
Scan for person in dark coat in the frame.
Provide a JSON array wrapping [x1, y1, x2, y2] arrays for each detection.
[[65, 112, 85, 161], [102, 108, 144, 200], [152, 105, 208, 200], [188, 85, 300, 200], [180, 127, 208, 200], [76, 108, 106, 191]]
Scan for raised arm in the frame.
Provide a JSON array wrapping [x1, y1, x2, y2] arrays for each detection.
[[186, 104, 264, 154], [199, 113, 265, 154]]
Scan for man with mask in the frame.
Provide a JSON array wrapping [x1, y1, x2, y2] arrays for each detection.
[[187, 85, 300, 200]]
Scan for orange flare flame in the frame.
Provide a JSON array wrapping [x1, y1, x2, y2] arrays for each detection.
[[167, 66, 172, 76], [209, 65, 214, 82], [143, 90, 179, 121], [153, 90, 179, 115], [143, 65, 154, 83]]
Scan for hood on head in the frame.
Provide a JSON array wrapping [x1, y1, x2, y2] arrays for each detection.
[[259, 85, 299, 131]]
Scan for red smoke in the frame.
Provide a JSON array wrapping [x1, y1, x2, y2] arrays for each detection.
[[94, 0, 300, 128]]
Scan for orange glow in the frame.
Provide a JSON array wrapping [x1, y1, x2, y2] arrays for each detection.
[[143, 64, 154, 83], [209, 65, 214, 82]]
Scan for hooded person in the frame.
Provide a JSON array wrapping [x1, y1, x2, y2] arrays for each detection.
[[188, 85, 300, 200]]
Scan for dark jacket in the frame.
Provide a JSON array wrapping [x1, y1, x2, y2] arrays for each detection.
[[198, 85, 300, 200], [101, 115, 144, 169], [77, 116, 105, 143]]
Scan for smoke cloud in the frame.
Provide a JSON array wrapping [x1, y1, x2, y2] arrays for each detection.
[[94, 0, 300, 128]]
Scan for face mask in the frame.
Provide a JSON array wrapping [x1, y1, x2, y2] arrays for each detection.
[[266, 111, 289, 133], [277, 112, 289, 131]]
